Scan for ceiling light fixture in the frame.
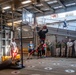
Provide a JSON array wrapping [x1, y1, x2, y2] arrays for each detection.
[[54, 6, 62, 9], [36, 4, 43, 6], [3, 6, 11, 10], [66, 3, 76, 6], [47, 0, 57, 4], [21, 0, 31, 4]]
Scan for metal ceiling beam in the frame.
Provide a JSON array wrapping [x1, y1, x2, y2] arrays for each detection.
[[36, 5, 76, 17], [18, 3, 43, 13], [57, 0, 66, 9], [32, 4, 43, 13], [42, 1, 54, 12], [15, 11, 22, 15], [23, 8, 34, 14]]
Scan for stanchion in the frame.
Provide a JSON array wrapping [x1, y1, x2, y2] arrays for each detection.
[[20, 23, 25, 68]]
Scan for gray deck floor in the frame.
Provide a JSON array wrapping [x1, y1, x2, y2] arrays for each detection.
[[0, 57, 76, 75]]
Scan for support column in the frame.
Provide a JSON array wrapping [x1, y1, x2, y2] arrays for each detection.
[[20, 8, 24, 68], [33, 14, 39, 48], [12, 11, 14, 37], [20, 23, 24, 68], [33, 14, 37, 47]]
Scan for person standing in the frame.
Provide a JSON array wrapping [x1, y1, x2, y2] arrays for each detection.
[[37, 43, 42, 58], [67, 39, 73, 57], [74, 40, 76, 57], [10, 38, 18, 60], [61, 40, 66, 57], [43, 42, 47, 57], [27, 41, 34, 59], [64, 37, 68, 57], [46, 42, 51, 57], [56, 41, 61, 57]]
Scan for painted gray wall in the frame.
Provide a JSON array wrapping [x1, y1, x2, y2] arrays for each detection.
[[48, 27, 76, 42]]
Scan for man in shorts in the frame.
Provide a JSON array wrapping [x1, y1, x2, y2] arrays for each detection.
[[27, 41, 34, 59]]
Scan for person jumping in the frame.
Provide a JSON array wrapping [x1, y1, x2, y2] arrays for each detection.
[[38, 25, 48, 44]]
